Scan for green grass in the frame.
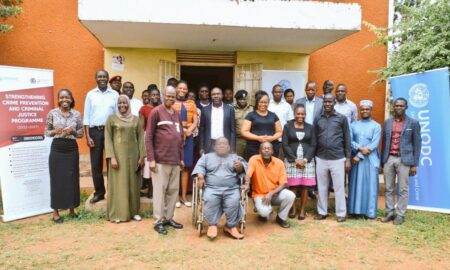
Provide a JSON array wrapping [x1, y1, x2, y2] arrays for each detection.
[[394, 210, 450, 249], [1, 193, 449, 269]]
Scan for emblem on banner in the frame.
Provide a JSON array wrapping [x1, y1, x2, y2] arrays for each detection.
[[408, 83, 429, 108]]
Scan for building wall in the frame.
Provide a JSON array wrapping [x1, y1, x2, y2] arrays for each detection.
[[0, 0, 104, 156], [0, 0, 388, 156], [237, 51, 309, 71], [104, 48, 176, 98], [309, 0, 388, 125]]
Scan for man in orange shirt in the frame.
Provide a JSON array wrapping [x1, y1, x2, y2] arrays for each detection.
[[244, 142, 295, 228]]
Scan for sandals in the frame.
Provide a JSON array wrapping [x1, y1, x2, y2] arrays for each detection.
[[288, 213, 296, 219], [298, 214, 306, 220]]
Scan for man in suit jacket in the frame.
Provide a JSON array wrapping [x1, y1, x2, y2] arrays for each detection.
[[294, 80, 323, 125], [200, 87, 236, 154], [381, 97, 422, 225]]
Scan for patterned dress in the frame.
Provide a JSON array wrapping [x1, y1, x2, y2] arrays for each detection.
[[282, 122, 316, 187]]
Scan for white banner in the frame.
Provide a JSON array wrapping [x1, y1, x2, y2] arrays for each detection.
[[0, 65, 54, 222], [261, 70, 307, 100]]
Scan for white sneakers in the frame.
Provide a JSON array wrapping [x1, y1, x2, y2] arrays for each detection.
[[133, 215, 142, 221], [176, 200, 192, 207]]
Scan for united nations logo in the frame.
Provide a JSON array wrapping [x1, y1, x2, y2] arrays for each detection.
[[408, 83, 429, 108], [278, 79, 292, 91]]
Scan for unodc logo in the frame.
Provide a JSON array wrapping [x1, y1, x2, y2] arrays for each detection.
[[408, 83, 429, 108]]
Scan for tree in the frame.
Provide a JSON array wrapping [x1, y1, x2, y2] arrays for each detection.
[[0, 0, 23, 33], [365, 0, 450, 83]]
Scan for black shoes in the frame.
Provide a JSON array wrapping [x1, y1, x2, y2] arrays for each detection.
[[53, 216, 64, 224], [163, 219, 184, 229], [380, 213, 395, 223], [154, 219, 183, 235], [308, 189, 317, 199], [314, 214, 327, 220], [276, 215, 290, 228], [89, 195, 105, 204], [154, 223, 168, 235], [258, 215, 268, 222], [393, 216, 405, 225], [337, 216, 346, 223]]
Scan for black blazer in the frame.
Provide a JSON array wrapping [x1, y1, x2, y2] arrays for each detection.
[[200, 103, 236, 153]]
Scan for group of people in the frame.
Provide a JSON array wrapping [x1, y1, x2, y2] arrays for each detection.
[[45, 69, 422, 240]]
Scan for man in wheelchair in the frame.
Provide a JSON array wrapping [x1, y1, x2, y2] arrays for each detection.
[[192, 137, 247, 240]]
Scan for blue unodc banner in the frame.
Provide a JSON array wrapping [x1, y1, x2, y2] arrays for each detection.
[[390, 67, 450, 213]]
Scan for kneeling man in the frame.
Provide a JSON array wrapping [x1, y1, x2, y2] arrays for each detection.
[[192, 137, 247, 240], [244, 142, 295, 228]]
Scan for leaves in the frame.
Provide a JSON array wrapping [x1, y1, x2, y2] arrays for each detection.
[[0, 0, 23, 33], [365, 0, 450, 84]]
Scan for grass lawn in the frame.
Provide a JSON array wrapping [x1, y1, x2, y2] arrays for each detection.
[[1, 194, 449, 270]]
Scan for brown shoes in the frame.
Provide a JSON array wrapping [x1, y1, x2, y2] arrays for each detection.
[[207, 225, 218, 240], [223, 226, 244, 240]]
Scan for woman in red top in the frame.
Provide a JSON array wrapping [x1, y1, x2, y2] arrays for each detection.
[[139, 87, 161, 197]]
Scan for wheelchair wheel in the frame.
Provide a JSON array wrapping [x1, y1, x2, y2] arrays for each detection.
[[191, 179, 198, 226], [197, 223, 203, 237], [240, 221, 245, 234]]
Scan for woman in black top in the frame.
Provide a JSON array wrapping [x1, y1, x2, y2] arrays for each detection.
[[241, 91, 282, 159], [282, 104, 316, 220]]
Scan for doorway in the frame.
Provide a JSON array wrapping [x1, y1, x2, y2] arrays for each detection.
[[180, 65, 234, 94]]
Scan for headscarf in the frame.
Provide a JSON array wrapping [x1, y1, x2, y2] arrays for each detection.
[[116, 95, 134, 122]]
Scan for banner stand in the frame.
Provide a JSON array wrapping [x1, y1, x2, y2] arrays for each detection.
[[0, 66, 54, 222], [390, 67, 450, 214]]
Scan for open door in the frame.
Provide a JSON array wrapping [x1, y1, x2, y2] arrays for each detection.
[[234, 63, 262, 105], [159, 60, 180, 92]]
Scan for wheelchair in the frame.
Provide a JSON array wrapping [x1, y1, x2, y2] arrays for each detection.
[[191, 176, 248, 237]]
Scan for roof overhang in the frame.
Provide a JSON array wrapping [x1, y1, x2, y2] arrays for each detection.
[[79, 0, 361, 53]]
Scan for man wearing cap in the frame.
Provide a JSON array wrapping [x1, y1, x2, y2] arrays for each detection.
[[84, 70, 119, 203], [348, 100, 382, 220], [234, 89, 253, 159], [146, 86, 185, 235], [109, 75, 122, 94]]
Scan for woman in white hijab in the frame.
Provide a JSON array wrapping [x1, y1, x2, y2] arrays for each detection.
[[105, 95, 146, 223]]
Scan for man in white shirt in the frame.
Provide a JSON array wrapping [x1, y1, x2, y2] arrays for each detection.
[[334, 83, 358, 124], [200, 87, 236, 154], [268, 84, 294, 158], [269, 84, 294, 129], [122, 81, 143, 116], [294, 81, 323, 125], [83, 70, 119, 203]]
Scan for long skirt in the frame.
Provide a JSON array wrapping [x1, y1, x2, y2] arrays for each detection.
[[49, 138, 80, 209], [183, 135, 194, 168]]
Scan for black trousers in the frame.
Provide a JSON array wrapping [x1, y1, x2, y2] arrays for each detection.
[[89, 127, 105, 197]]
